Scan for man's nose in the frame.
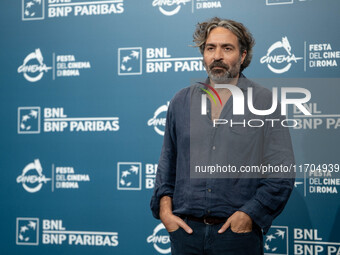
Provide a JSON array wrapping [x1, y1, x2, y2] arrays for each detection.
[[213, 47, 223, 61]]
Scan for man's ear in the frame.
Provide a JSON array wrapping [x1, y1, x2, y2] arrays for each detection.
[[241, 50, 247, 64]]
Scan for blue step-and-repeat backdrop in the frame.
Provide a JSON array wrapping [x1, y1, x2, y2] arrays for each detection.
[[1, 0, 340, 254]]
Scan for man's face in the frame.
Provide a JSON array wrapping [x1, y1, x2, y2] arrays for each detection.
[[203, 27, 246, 84]]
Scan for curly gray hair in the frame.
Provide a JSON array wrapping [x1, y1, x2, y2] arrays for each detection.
[[193, 17, 255, 72]]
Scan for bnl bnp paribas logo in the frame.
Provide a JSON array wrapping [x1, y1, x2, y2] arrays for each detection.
[[16, 218, 39, 245], [118, 47, 204, 75], [118, 47, 142, 75], [117, 162, 142, 190], [117, 162, 157, 190], [22, 0, 124, 20], [264, 226, 288, 255], [18, 107, 119, 134], [18, 107, 41, 134], [16, 218, 119, 247], [260, 37, 303, 74], [22, 0, 44, 20]]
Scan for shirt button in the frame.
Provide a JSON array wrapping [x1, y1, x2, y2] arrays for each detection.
[[212, 146, 216, 150], [207, 188, 212, 192]]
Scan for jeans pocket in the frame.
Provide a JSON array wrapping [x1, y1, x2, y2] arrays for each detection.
[[168, 227, 182, 241], [229, 227, 253, 236], [168, 227, 181, 236]]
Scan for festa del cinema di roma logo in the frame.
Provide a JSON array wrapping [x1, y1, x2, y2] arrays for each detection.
[[147, 102, 169, 136], [16, 159, 51, 193], [151, 0, 222, 16], [17, 48, 52, 82], [152, 0, 191, 16], [17, 48, 92, 82], [147, 223, 171, 254], [260, 36, 302, 74]]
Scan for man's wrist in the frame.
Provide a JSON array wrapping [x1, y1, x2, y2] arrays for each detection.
[[160, 210, 173, 219], [159, 196, 173, 219]]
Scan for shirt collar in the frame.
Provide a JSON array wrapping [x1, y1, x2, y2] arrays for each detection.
[[236, 73, 250, 91]]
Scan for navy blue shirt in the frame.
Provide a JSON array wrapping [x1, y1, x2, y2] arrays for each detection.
[[150, 74, 295, 234]]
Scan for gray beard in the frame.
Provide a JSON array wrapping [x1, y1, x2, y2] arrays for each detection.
[[205, 58, 242, 84], [208, 69, 234, 84]]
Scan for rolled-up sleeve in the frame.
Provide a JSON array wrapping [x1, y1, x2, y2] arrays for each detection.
[[150, 100, 177, 219]]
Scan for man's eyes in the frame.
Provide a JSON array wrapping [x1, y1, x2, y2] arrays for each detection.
[[206, 47, 232, 51]]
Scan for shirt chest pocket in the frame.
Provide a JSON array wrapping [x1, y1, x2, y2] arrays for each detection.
[[226, 124, 263, 162], [230, 124, 260, 135]]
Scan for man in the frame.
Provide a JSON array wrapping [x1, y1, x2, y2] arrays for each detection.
[[150, 17, 295, 255]]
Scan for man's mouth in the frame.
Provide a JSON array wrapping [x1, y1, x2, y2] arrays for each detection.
[[209, 63, 229, 71], [211, 66, 228, 73]]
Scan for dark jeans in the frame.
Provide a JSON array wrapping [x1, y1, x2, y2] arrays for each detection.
[[169, 218, 263, 255]]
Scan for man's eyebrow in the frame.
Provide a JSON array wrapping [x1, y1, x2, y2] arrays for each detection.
[[221, 43, 235, 48], [205, 43, 236, 48]]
